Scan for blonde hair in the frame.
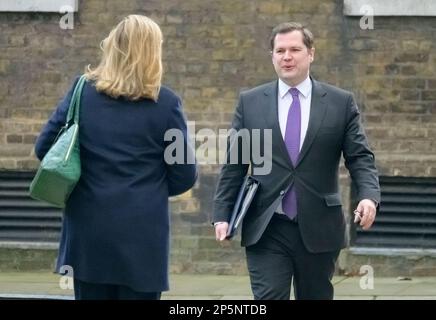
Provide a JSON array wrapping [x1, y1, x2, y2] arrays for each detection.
[[85, 15, 163, 101]]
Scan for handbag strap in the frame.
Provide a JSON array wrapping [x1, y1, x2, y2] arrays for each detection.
[[66, 75, 87, 125]]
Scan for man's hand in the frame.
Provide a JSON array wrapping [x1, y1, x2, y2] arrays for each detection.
[[354, 199, 377, 230], [214, 222, 229, 241]]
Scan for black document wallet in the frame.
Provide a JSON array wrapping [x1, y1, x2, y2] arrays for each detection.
[[226, 176, 260, 239]]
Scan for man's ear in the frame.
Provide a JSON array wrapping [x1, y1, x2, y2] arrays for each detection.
[[310, 47, 315, 62]]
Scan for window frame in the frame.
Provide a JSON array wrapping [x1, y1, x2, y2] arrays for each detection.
[[344, 0, 436, 16], [0, 0, 78, 12]]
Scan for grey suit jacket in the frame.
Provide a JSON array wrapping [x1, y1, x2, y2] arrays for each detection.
[[213, 78, 380, 253]]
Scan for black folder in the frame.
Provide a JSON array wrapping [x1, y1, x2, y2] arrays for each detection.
[[226, 176, 260, 239]]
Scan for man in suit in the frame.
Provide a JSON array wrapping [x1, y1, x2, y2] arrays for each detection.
[[213, 22, 380, 300]]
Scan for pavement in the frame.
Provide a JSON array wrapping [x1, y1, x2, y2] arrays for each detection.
[[1, 272, 436, 300]]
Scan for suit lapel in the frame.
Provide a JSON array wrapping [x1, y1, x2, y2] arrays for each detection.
[[295, 79, 328, 167], [262, 81, 294, 169]]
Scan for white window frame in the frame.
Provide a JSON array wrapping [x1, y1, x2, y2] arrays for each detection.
[[344, 0, 436, 16], [0, 0, 78, 12]]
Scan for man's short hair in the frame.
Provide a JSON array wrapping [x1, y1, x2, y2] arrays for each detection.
[[269, 22, 314, 51]]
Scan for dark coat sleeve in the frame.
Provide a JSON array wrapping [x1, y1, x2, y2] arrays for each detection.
[[212, 94, 250, 223], [165, 97, 198, 196], [342, 94, 381, 204], [34, 76, 80, 160]]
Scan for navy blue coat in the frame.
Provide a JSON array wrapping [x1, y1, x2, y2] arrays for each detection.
[[35, 76, 197, 292]]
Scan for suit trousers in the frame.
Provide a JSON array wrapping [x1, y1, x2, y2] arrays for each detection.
[[245, 214, 339, 300], [74, 278, 161, 300]]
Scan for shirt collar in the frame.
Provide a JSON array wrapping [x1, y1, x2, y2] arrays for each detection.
[[278, 76, 312, 99]]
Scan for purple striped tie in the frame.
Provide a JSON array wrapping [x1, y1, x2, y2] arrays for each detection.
[[283, 88, 301, 219]]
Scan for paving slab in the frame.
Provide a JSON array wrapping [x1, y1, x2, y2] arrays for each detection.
[[375, 296, 436, 300], [334, 277, 407, 296], [1, 272, 436, 300], [334, 296, 374, 300]]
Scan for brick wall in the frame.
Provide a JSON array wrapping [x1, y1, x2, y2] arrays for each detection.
[[341, 16, 436, 178], [0, 0, 435, 275]]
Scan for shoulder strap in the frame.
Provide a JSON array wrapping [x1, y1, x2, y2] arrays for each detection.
[[66, 75, 87, 125]]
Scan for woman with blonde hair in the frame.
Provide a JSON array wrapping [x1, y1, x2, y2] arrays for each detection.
[[35, 15, 197, 300]]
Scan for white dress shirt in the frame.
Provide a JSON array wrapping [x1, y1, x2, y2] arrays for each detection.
[[276, 76, 312, 214], [278, 76, 312, 149]]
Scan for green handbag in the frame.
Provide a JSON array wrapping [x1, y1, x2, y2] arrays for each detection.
[[29, 75, 86, 208]]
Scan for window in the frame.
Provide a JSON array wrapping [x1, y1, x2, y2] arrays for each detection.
[[0, 0, 78, 12], [0, 171, 62, 243], [351, 176, 436, 249], [344, 0, 436, 16]]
